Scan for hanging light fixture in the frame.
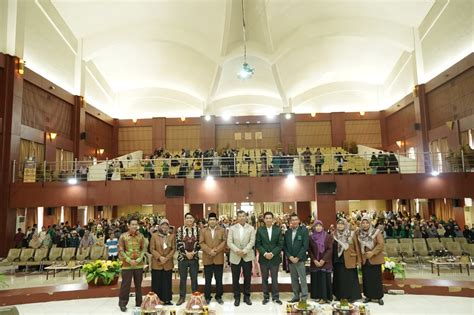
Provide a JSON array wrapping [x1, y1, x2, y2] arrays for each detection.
[[237, 0, 254, 80]]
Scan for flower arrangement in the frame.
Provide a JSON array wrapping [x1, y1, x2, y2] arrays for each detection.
[[82, 260, 122, 285], [382, 257, 405, 279]]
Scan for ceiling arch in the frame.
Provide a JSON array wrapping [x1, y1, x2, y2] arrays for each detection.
[[271, 17, 414, 63], [83, 24, 218, 62]]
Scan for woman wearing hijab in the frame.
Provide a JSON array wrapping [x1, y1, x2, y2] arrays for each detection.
[[356, 216, 385, 305], [29, 233, 41, 249], [308, 220, 333, 304], [150, 219, 176, 305], [333, 218, 361, 302]]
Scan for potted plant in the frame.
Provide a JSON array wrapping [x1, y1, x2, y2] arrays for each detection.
[[382, 257, 405, 280], [82, 260, 121, 286]]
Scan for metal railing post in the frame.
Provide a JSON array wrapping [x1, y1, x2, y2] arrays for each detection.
[[364, 152, 367, 174], [12, 160, 16, 183], [43, 161, 46, 183], [105, 158, 109, 180], [461, 149, 465, 173]]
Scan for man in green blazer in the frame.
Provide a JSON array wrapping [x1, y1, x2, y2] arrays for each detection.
[[256, 211, 284, 305], [284, 213, 309, 303]]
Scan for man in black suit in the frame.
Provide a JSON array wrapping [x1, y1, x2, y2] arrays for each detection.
[[256, 212, 284, 305]]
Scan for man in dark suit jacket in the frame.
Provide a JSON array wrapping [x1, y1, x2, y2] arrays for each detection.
[[284, 213, 309, 303], [256, 212, 284, 305]]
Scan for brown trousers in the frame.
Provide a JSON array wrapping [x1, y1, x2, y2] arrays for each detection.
[[119, 269, 143, 308]]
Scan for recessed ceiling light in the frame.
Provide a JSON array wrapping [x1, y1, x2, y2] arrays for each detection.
[[285, 113, 292, 120], [204, 115, 211, 121], [311, 113, 316, 117], [246, 121, 250, 124]]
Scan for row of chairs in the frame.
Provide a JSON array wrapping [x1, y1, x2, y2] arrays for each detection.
[[386, 237, 468, 246], [0, 246, 108, 272], [384, 239, 474, 265]]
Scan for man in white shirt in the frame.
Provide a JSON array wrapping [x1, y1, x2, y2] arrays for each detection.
[[227, 210, 256, 306]]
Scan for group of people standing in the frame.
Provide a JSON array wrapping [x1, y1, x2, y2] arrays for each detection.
[[116, 212, 385, 312]]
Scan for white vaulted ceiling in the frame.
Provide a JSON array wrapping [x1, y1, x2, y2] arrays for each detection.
[[27, 0, 445, 118]]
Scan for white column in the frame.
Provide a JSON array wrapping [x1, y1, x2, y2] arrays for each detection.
[[83, 206, 88, 226], [60, 206, 65, 223], [37, 207, 44, 231], [5, 0, 26, 57], [412, 27, 425, 84], [74, 38, 86, 95]]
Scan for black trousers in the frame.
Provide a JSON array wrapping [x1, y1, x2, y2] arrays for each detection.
[[119, 269, 143, 308], [178, 259, 199, 298], [151, 269, 173, 303], [231, 260, 252, 300], [204, 264, 224, 300]]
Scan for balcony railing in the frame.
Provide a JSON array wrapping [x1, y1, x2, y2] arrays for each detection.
[[11, 151, 473, 183]]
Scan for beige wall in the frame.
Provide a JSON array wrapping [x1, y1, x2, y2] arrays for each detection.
[[348, 200, 387, 213], [165, 125, 201, 151], [345, 119, 382, 148], [296, 121, 332, 148], [216, 123, 280, 149], [118, 126, 153, 156]]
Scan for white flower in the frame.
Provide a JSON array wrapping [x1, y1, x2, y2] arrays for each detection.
[[390, 261, 396, 268]]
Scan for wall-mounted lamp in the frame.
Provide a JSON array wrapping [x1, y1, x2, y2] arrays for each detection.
[[181, 117, 186, 122], [359, 111, 365, 116], [49, 132, 57, 141], [132, 118, 137, 124], [311, 112, 316, 117], [412, 85, 418, 97], [17, 59, 25, 75], [97, 148, 104, 155], [396, 140, 403, 148], [80, 96, 86, 108]]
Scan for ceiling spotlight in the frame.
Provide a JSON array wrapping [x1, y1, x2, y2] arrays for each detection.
[[360, 111, 365, 116], [222, 113, 231, 121], [237, 62, 255, 80], [67, 178, 78, 185], [285, 113, 292, 120], [267, 113, 276, 119], [311, 112, 316, 117], [431, 170, 439, 176], [181, 117, 186, 122], [204, 115, 211, 121], [132, 118, 137, 123], [235, 122, 240, 124]]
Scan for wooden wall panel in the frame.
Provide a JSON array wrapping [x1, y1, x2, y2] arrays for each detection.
[[295, 121, 332, 148], [216, 123, 280, 149], [427, 67, 474, 129], [118, 126, 152, 156], [21, 81, 73, 139], [165, 125, 201, 151], [385, 103, 416, 145], [345, 119, 382, 148], [85, 113, 114, 158]]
